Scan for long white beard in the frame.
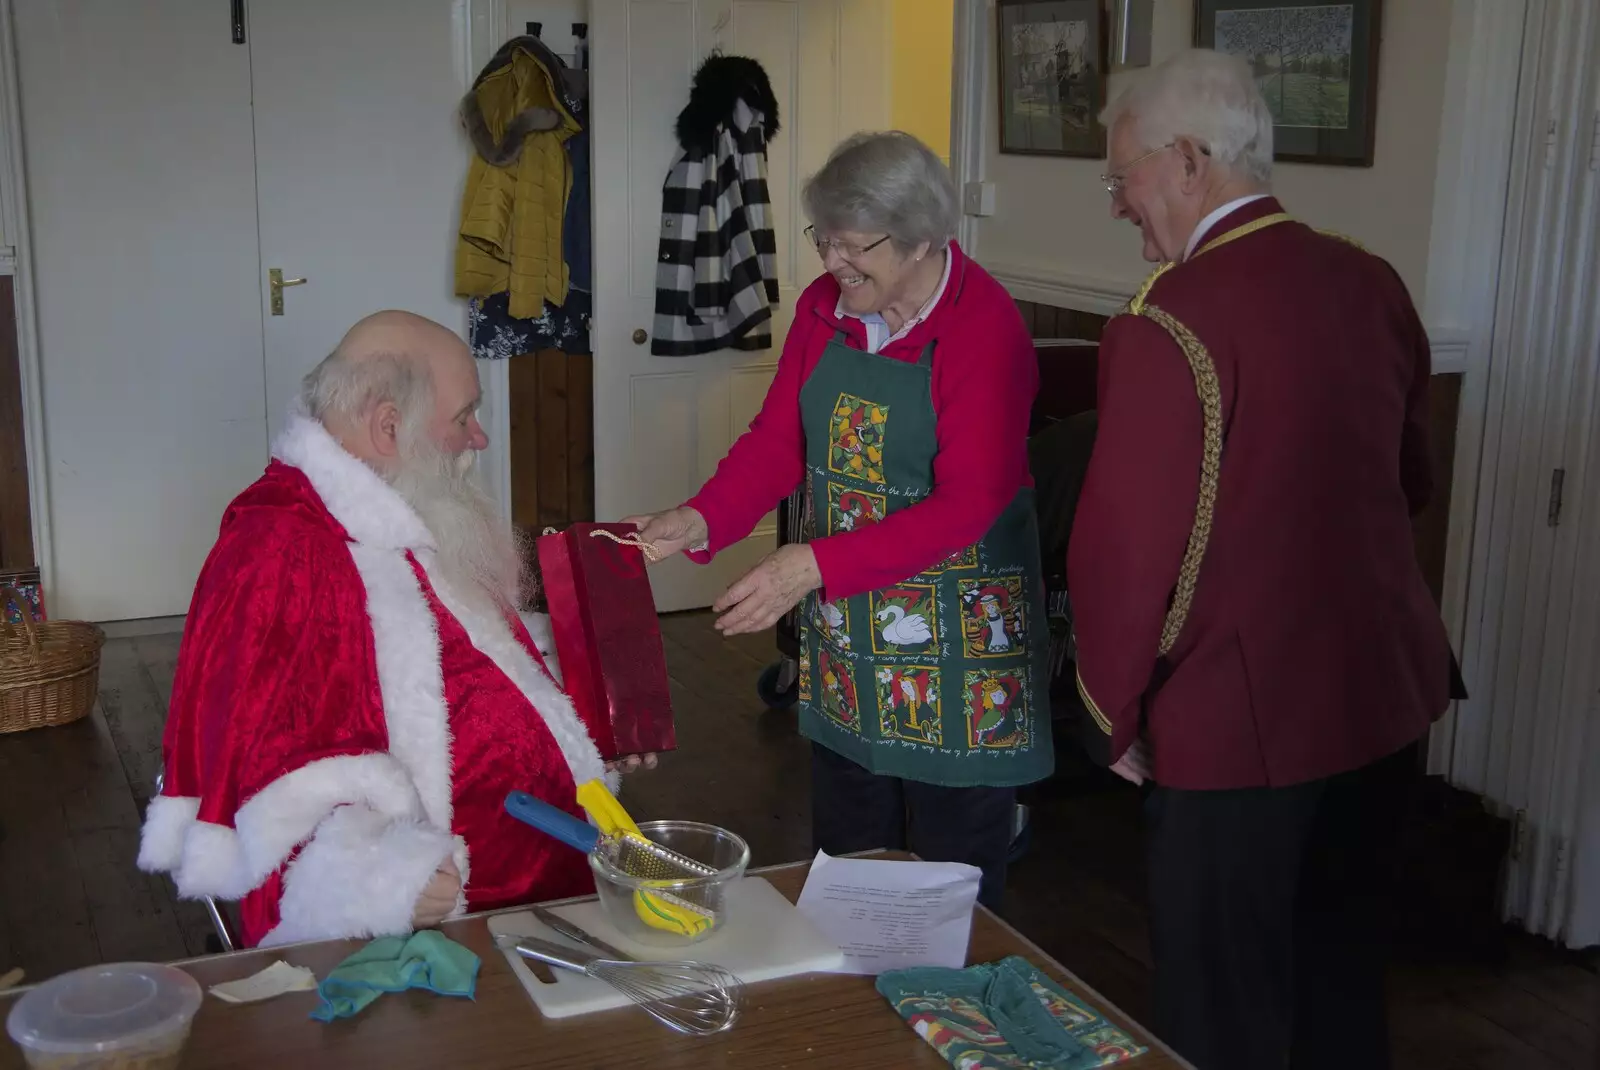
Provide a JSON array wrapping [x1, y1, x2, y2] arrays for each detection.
[[388, 435, 525, 616]]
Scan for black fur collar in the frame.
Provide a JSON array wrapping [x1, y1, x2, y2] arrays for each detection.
[[674, 54, 780, 152]]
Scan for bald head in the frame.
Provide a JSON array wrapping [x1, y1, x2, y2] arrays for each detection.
[[335, 309, 464, 372], [300, 310, 485, 471]]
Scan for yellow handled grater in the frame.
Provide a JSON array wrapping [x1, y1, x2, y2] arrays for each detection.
[[575, 779, 719, 938]]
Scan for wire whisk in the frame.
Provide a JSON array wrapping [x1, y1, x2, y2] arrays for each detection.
[[511, 937, 744, 1036]]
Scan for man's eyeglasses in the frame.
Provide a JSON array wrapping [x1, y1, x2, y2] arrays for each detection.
[[1101, 143, 1175, 196], [1101, 142, 1212, 195], [804, 225, 891, 260]]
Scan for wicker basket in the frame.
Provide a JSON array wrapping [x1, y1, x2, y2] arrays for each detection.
[[0, 585, 104, 734]]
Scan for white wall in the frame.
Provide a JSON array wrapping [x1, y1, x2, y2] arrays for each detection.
[[972, 0, 1454, 310]]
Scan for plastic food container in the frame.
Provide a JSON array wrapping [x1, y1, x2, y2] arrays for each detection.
[[590, 820, 750, 947], [5, 962, 202, 1070]]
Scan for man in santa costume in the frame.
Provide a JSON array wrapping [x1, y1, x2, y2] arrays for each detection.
[[138, 311, 644, 948]]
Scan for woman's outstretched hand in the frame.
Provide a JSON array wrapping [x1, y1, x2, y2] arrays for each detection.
[[713, 544, 822, 636], [623, 507, 709, 562]]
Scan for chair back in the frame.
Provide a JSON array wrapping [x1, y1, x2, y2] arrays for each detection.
[[151, 772, 241, 952], [1031, 339, 1099, 433]]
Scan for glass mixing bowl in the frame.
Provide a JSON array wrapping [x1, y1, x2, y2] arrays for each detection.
[[589, 820, 750, 947]]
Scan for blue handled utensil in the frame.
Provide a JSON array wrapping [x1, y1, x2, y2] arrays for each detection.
[[505, 790, 600, 852]]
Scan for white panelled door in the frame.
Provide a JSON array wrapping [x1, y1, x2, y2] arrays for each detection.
[[1520, 5, 1600, 948], [589, 0, 890, 612], [249, 0, 473, 436], [13, 1, 268, 621], [1451, 0, 1600, 948], [18, 1, 506, 621], [1557, 58, 1600, 952]]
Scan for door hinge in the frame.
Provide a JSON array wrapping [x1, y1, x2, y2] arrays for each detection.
[[1545, 117, 1558, 169], [1589, 111, 1600, 171], [230, 0, 245, 45], [1547, 468, 1565, 526], [1512, 808, 1530, 860]]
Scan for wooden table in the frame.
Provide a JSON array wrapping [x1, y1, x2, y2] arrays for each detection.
[[2, 855, 1190, 1069]]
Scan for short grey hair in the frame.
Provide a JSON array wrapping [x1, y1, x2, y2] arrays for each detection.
[[300, 349, 431, 426], [801, 131, 960, 254], [1099, 49, 1274, 184]]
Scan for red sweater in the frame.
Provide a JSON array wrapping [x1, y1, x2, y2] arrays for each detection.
[[685, 242, 1038, 601]]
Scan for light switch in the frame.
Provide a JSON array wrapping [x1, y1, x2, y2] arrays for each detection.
[[963, 181, 996, 217]]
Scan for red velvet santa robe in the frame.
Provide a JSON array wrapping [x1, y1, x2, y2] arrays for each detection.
[[137, 415, 612, 948]]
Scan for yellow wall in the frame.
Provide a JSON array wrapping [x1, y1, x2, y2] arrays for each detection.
[[890, 0, 954, 163]]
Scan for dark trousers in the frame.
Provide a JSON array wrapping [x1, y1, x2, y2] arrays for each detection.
[[1145, 744, 1416, 1070], [809, 742, 1016, 910]]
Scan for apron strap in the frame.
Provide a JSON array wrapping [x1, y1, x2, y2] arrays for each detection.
[[832, 329, 850, 346]]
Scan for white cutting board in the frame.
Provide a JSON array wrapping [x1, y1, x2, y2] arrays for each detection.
[[488, 876, 845, 1019]]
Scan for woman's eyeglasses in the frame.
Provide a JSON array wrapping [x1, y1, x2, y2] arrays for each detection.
[[804, 225, 891, 260]]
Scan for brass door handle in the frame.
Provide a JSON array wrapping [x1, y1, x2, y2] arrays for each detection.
[[269, 268, 308, 316], [632, 328, 648, 345]]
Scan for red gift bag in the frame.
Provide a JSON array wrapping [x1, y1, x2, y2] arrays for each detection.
[[536, 522, 676, 761]]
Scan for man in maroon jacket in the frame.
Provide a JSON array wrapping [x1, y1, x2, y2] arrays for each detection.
[[1066, 50, 1459, 1070]]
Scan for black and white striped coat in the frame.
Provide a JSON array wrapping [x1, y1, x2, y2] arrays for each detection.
[[650, 97, 779, 356]]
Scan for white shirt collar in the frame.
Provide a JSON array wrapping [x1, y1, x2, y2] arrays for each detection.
[[1183, 194, 1271, 261], [835, 246, 953, 355]]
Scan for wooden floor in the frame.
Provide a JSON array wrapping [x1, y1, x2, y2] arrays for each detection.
[[2, 613, 1596, 1069]]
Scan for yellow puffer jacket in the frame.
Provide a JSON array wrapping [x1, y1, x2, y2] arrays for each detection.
[[455, 46, 577, 318]]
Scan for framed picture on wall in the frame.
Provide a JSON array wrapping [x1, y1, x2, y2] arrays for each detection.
[[997, 0, 1110, 158], [1195, 0, 1383, 166]]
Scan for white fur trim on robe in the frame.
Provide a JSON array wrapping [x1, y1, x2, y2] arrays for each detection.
[[140, 752, 433, 902], [520, 611, 562, 686], [428, 563, 609, 791], [138, 415, 611, 921], [273, 408, 433, 551], [272, 413, 467, 892], [260, 804, 460, 948], [137, 795, 199, 875], [349, 541, 469, 908], [273, 411, 605, 792]]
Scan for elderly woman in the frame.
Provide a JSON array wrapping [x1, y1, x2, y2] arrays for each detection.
[[631, 132, 1051, 906]]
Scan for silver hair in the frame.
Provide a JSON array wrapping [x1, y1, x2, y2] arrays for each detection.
[[299, 348, 432, 427], [801, 131, 960, 254], [1099, 49, 1274, 184]]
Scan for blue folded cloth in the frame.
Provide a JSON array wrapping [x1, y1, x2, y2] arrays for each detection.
[[876, 956, 1147, 1069], [310, 930, 480, 1022]]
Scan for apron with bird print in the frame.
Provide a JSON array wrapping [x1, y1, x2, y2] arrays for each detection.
[[794, 330, 1054, 787]]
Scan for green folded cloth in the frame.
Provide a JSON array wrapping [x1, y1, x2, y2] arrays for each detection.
[[876, 956, 1147, 1069], [310, 930, 480, 1022]]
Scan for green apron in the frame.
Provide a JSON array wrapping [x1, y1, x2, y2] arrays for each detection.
[[794, 329, 1054, 788]]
